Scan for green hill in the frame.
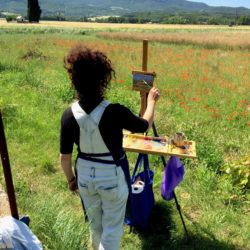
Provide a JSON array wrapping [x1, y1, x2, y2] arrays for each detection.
[[0, 0, 250, 19]]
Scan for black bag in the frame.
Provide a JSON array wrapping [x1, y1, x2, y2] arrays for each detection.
[[125, 154, 155, 229]]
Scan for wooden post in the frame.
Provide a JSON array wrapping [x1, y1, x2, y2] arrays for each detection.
[[139, 39, 148, 117], [0, 111, 19, 219], [142, 39, 148, 72]]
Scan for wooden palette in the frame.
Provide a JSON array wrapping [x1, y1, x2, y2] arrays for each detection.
[[123, 132, 196, 159]]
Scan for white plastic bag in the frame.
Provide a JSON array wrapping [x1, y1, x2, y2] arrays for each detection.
[[0, 216, 43, 250]]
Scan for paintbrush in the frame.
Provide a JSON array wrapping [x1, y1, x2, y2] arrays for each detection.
[[142, 80, 152, 89]]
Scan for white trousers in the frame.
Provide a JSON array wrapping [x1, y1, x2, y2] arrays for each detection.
[[76, 158, 129, 250]]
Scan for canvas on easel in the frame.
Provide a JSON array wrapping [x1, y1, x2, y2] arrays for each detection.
[[132, 71, 156, 92]]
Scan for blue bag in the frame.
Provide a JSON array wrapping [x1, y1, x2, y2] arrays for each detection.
[[125, 153, 155, 229]]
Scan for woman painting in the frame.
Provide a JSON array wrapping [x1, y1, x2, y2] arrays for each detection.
[[60, 45, 160, 250]]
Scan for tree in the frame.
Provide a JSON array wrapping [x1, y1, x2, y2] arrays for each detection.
[[237, 16, 250, 25], [27, 0, 42, 22]]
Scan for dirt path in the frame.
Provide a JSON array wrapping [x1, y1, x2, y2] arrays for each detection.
[[0, 184, 10, 217]]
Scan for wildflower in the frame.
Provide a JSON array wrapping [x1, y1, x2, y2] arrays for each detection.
[[181, 72, 189, 80], [183, 106, 190, 112], [202, 77, 208, 82], [227, 111, 238, 121], [192, 97, 199, 102], [241, 111, 247, 117], [239, 99, 247, 107], [179, 101, 190, 111]]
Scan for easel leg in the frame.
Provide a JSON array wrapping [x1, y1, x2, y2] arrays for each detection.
[[152, 122, 189, 242], [0, 112, 19, 220]]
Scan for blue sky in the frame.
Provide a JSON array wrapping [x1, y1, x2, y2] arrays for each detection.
[[188, 0, 250, 8]]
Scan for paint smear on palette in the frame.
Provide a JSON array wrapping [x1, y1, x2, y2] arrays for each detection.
[[143, 141, 153, 150], [123, 134, 166, 152], [151, 141, 167, 152]]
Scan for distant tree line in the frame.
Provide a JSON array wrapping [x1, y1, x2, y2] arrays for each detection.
[[90, 12, 250, 26], [237, 15, 250, 25], [40, 15, 66, 21], [2, 5, 250, 25]]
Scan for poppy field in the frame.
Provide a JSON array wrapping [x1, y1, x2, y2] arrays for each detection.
[[0, 21, 249, 249]]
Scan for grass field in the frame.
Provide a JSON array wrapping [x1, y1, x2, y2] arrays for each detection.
[[0, 21, 249, 250]]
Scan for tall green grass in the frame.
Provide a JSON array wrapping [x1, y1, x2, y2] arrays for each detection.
[[0, 27, 249, 249]]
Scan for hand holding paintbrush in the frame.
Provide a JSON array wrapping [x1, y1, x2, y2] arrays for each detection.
[[147, 86, 160, 103], [142, 86, 160, 129]]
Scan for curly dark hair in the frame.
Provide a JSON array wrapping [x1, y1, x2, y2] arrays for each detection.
[[64, 45, 115, 99]]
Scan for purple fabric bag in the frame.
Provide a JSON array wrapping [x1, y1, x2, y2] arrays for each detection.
[[161, 156, 185, 201]]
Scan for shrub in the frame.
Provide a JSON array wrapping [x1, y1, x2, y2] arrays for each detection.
[[5, 15, 17, 22], [21, 49, 47, 60], [220, 156, 250, 190]]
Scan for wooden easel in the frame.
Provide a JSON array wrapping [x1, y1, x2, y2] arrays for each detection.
[[139, 40, 149, 117], [0, 111, 19, 219], [139, 40, 189, 241]]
